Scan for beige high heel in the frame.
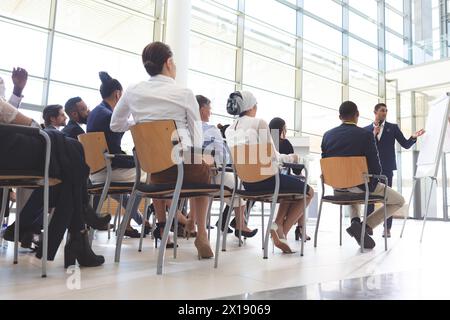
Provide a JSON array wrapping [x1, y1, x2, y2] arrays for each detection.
[[194, 236, 214, 259], [184, 218, 197, 239], [270, 223, 293, 254]]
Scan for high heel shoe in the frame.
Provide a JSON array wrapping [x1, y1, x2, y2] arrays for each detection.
[[270, 223, 293, 254], [153, 222, 177, 249], [183, 218, 197, 239], [294, 226, 311, 241], [234, 228, 258, 238], [63, 230, 105, 268], [194, 236, 214, 259]]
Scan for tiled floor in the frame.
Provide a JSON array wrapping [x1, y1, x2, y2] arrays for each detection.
[[0, 212, 449, 300]]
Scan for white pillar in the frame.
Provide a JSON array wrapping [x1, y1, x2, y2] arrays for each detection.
[[165, 0, 192, 87]]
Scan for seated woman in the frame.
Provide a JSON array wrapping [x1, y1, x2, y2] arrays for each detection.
[[111, 41, 214, 258], [225, 91, 314, 253], [196, 94, 257, 239], [87, 72, 150, 238], [0, 99, 107, 267], [269, 117, 310, 242]]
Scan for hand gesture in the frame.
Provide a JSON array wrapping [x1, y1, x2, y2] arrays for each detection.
[[12, 67, 28, 96], [373, 124, 381, 137], [412, 129, 425, 139]]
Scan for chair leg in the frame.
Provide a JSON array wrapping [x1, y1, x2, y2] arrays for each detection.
[[214, 193, 225, 269], [339, 205, 343, 246], [174, 202, 179, 260], [107, 197, 111, 240], [0, 188, 8, 243], [263, 200, 277, 259], [139, 197, 149, 252], [13, 191, 20, 264], [116, 195, 123, 237], [384, 201, 388, 251], [113, 197, 120, 232], [42, 184, 50, 278], [261, 202, 265, 250], [115, 191, 137, 263], [207, 197, 213, 241], [314, 199, 324, 248], [221, 200, 234, 252], [361, 198, 369, 254]]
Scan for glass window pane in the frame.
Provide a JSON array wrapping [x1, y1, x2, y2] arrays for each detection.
[[386, 0, 404, 12], [386, 8, 404, 32], [349, 87, 379, 120], [386, 31, 405, 58], [189, 33, 236, 80], [191, 0, 237, 45], [242, 86, 296, 130], [302, 71, 342, 109], [187, 71, 235, 117], [243, 51, 295, 97], [107, 0, 156, 15], [51, 34, 147, 89], [0, 21, 48, 77], [303, 41, 342, 82], [0, 0, 51, 27], [56, 0, 155, 53], [211, 0, 238, 9], [47, 81, 99, 110], [348, 0, 377, 19], [349, 37, 379, 69], [0, 70, 45, 106], [303, 16, 342, 54], [349, 61, 379, 95], [386, 54, 407, 71], [244, 19, 296, 65], [301, 133, 323, 154], [302, 103, 341, 136], [303, 0, 342, 27], [245, 0, 296, 34], [349, 12, 378, 45]]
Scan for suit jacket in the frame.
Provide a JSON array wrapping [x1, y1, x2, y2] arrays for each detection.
[[87, 101, 134, 169], [363, 121, 416, 172], [321, 123, 382, 192], [62, 119, 85, 140]]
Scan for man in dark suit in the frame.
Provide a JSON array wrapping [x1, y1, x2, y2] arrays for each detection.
[[322, 101, 405, 249], [62, 97, 90, 139], [364, 103, 425, 237]]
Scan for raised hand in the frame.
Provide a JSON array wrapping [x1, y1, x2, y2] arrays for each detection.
[[12, 67, 28, 97]]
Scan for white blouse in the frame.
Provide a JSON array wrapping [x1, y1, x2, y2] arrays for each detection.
[[110, 74, 203, 150], [225, 115, 297, 166], [0, 98, 18, 124]]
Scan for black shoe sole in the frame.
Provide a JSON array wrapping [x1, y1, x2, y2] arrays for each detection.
[[346, 224, 375, 249]]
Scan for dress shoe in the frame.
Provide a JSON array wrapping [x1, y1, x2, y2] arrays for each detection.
[[153, 222, 177, 248], [234, 228, 258, 238], [125, 227, 142, 238], [270, 223, 293, 253], [346, 221, 375, 249], [382, 229, 391, 238], [194, 236, 214, 259], [366, 225, 373, 236], [294, 226, 311, 241]]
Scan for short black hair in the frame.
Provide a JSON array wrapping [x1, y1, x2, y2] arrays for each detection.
[[374, 103, 387, 112], [339, 101, 358, 119], [99, 72, 122, 99], [196, 95, 211, 108], [64, 96, 82, 116], [269, 117, 286, 135], [43, 104, 63, 126]]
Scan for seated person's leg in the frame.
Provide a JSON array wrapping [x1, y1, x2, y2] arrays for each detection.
[[366, 184, 405, 230]]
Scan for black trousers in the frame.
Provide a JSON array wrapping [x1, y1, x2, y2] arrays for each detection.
[[367, 171, 394, 229]]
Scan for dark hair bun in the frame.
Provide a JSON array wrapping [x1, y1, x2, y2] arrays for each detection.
[[143, 60, 162, 77], [99, 71, 112, 84]]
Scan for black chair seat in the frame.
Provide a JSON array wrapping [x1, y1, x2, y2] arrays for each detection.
[[136, 182, 231, 198], [87, 181, 134, 195], [323, 193, 384, 203], [236, 189, 305, 202]]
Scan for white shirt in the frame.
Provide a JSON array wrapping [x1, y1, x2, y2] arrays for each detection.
[[0, 98, 18, 124], [225, 115, 297, 166], [375, 121, 384, 141], [202, 122, 230, 165], [110, 74, 203, 150]]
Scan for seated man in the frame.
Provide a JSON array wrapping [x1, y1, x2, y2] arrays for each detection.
[[42, 104, 67, 130], [321, 101, 405, 249], [62, 97, 90, 139]]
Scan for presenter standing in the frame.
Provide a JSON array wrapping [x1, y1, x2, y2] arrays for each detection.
[[364, 103, 425, 237]]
